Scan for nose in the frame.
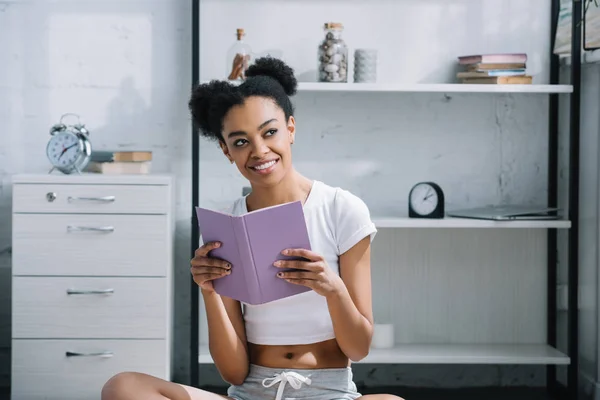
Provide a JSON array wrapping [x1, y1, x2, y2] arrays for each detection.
[[250, 139, 270, 158]]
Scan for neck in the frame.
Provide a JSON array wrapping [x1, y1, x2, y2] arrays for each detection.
[[246, 169, 313, 211]]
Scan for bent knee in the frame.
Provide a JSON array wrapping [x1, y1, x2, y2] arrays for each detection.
[[101, 372, 143, 400]]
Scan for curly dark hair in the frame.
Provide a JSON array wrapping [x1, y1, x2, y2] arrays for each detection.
[[188, 57, 298, 142]]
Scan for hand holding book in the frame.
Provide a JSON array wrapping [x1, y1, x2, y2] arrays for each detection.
[[190, 241, 232, 292], [195, 201, 314, 305], [274, 248, 344, 298]]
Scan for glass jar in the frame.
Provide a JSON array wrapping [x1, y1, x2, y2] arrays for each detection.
[[226, 28, 252, 81], [318, 22, 348, 83]]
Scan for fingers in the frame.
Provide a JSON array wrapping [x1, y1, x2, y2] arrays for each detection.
[[282, 277, 314, 288], [191, 256, 230, 269], [192, 272, 228, 287], [273, 259, 322, 271], [193, 272, 229, 281], [276, 270, 317, 280], [281, 248, 322, 261], [191, 265, 230, 275], [195, 241, 221, 257], [193, 242, 231, 271], [191, 266, 230, 281]]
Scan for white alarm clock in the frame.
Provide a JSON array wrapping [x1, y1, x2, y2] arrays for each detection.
[[46, 113, 92, 174]]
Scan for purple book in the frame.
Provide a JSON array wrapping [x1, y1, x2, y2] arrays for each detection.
[[195, 200, 312, 305]]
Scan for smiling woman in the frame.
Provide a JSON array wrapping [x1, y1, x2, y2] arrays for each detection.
[[100, 57, 404, 400], [190, 57, 299, 196]]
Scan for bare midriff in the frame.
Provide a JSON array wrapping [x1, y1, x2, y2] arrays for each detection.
[[248, 338, 350, 369]]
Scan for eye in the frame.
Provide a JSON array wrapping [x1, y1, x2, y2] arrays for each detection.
[[265, 129, 277, 137], [233, 138, 248, 147]]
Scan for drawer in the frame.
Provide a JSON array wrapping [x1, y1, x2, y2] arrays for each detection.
[[11, 339, 168, 400], [12, 183, 170, 214], [12, 276, 168, 339], [12, 213, 170, 276]]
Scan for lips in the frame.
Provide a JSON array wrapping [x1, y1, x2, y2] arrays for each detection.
[[249, 158, 279, 174], [250, 160, 277, 171]]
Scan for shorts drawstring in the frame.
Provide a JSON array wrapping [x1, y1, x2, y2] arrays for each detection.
[[262, 371, 312, 400]]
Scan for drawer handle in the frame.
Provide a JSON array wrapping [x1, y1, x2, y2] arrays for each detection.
[[67, 196, 116, 203], [67, 225, 115, 233], [66, 351, 114, 358], [66, 288, 115, 295]]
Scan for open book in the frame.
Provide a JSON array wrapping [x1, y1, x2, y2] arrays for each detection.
[[195, 201, 312, 305]]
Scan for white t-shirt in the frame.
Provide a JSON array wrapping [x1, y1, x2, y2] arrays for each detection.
[[225, 179, 377, 345]]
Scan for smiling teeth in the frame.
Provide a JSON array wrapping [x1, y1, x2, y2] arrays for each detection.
[[254, 160, 276, 170]]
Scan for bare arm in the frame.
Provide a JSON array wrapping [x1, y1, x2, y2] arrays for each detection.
[[202, 290, 249, 385], [325, 236, 374, 361], [192, 242, 249, 385], [277, 237, 374, 362]]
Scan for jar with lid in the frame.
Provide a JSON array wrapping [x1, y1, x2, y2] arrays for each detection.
[[318, 22, 348, 83]]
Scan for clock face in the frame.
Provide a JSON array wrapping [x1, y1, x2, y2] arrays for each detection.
[[410, 183, 439, 216], [46, 131, 82, 169]]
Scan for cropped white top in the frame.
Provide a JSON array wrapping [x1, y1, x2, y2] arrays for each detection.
[[226, 180, 377, 345]]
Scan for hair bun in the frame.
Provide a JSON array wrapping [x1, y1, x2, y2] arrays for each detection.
[[188, 80, 239, 138], [245, 57, 298, 96]]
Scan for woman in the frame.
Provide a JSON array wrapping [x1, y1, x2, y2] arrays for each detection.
[[101, 57, 403, 400]]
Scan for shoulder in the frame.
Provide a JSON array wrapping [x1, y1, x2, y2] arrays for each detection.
[[312, 180, 371, 216], [312, 181, 377, 255]]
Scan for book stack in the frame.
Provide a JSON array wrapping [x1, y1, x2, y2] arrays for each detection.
[[85, 150, 152, 174], [456, 53, 531, 84]]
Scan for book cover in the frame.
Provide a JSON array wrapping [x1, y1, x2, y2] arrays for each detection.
[[465, 63, 526, 71], [461, 75, 532, 84], [85, 161, 151, 174], [457, 69, 526, 78], [458, 53, 528, 65], [90, 150, 152, 162], [195, 200, 312, 305]]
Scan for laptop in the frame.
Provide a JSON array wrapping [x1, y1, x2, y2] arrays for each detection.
[[446, 205, 561, 221]]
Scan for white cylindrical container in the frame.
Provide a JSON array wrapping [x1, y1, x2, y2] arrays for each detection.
[[372, 323, 394, 348], [354, 48, 378, 83]]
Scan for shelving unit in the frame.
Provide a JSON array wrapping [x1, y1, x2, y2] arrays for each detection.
[[371, 217, 572, 229], [190, 1, 582, 399], [201, 81, 574, 94], [198, 343, 570, 365], [294, 82, 574, 94]]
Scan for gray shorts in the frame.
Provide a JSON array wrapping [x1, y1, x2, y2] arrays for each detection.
[[227, 364, 362, 400]]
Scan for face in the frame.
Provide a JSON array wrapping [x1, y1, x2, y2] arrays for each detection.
[[220, 96, 295, 188]]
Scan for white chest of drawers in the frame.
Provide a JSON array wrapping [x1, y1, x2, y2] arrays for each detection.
[[10, 173, 174, 400]]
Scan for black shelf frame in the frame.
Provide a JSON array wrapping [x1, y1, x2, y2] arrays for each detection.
[[189, 1, 582, 397], [190, 0, 200, 388]]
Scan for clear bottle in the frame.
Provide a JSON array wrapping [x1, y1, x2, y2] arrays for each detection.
[[226, 28, 252, 81], [318, 22, 348, 83]]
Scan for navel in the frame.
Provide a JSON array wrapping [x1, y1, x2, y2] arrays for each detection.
[[284, 352, 294, 360]]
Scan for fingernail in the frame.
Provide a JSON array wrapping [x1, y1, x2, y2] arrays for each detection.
[[277, 272, 283, 277], [273, 261, 281, 267], [282, 249, 289, 255], [226, 263, 232, 269], [214, 242, 221, 247]]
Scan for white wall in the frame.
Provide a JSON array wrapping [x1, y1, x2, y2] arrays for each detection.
[[0, 0, 593, 392], [199, 0, 551, 85]]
